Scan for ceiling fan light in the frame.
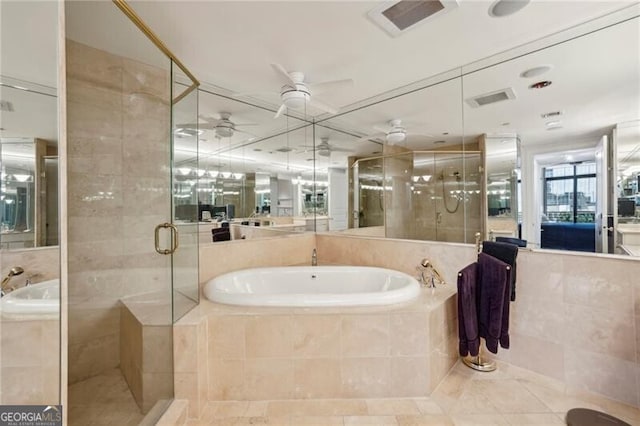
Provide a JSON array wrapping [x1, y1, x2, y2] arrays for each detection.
[[282, 90, 309, 109], [386, 130, 406, 145]]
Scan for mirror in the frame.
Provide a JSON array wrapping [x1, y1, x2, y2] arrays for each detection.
[[0, 85, 58, 249], [176, 87, 318, 242], [462, 13, 639, 255], [615, 120, 640, 256]]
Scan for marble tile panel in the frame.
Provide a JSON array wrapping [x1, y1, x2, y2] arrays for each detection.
[[293, 358, 341, 399], [509, 297, 565, 345], [506, 332, 564, 382], [413, 398, 445, 415], [244, 358, 293, 400], [562, 256, 635, 314], [515, 251, 564, 303], [245, 315, 292, 358], [564, 304, 635, 362], [0, 320, 43, 367], [122, 57, 170, 100], [341, 358, 391, 398], [67, 216, 124, 243], [202, 401, 250, 417], [365, 399, 420, 415], [292, 315, 341, 358], [564, 349, 638, 406], [449, 413, 509, 425], [292, 416, 344, 425], [174, 372, 198, 407], [142, 372, 174, 412], [344, 416, 398, 425], [390, 312, 429, 356], [0, 366, 45, 405], [446, 379, 501, 415], [67, 100, 123, 140], [67, 173, 123, 218], [266, 399, 368, 416], [341, 315, 390, 357], [69, 306, 121, 346], [66, 40, 123, 90], [469, 379, 549, 413], [174, 325, 197, 373], [395, 415, 454, 426], [390, 357, 429, 397], [502, 413, 565, 425], [143, 325, 173, 373]]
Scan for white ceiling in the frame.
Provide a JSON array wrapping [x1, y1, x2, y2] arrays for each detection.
[[2, 1, 639, 177]]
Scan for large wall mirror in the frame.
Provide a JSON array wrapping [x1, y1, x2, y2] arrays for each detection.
[[176, 87, 322, 243], [313, 9, 639, 259]]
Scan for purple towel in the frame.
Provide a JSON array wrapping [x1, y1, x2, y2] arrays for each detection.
[[457, 262, 480, 357], [477, 253, 512, 353]]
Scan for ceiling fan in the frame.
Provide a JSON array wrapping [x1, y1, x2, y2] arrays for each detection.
[[301, 137, 354, 157], [176, 112, 257, 139], [264, 64, 353, 119], [360, 119, 433, 145]]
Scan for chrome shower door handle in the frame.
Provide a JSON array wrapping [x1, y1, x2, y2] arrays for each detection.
[[155, 223, 179, 255]]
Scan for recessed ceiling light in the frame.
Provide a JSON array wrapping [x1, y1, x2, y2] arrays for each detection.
[[442, 132, 449, 135], [541, 111, 563, 119], [529, 80, 552, 89], [434, 140, 446, 144], [546, 120, 561, 127], [547, 126, 563, 131], [488, 0, 530, 18], [253, 148, 262, 151], [501, 122, 510, 126], [520, 65, 553, 78]]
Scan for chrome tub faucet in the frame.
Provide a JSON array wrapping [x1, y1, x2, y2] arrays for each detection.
[[416, 259, 445, 288], [311, 248, 318, 266], [1, 266, 24, 297]]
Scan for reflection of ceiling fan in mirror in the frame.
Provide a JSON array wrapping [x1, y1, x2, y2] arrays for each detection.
[[361, 119, 433, 145], [247, 64, 354, 119], [176, 112, 258, 138], [302, 137, 354, 157]]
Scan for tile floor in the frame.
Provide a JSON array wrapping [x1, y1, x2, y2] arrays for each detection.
[[68, 368, 144, 426], [183, 360, 640, 426]]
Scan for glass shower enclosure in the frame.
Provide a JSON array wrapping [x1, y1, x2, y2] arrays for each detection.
[[65, 1, 199, 424], [355, 151, 482, 243]]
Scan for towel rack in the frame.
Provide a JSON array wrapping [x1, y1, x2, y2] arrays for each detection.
[[460, 232, 502, 372]]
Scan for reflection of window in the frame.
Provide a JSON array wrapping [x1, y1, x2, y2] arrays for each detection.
[[543, 163, 596, 223]]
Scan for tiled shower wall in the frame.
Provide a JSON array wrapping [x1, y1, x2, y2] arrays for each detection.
[[66, 40, 171, 383]]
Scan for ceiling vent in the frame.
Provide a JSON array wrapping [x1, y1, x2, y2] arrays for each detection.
[[368, 0, 459, 37], [465, 88, 516, 108], [275, 147, 294, 153]]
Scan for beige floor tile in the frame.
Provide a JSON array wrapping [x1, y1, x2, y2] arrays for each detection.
[[203, 401, 251, 418], [447, 381, 501, 415], [565, 389, 640, 425], [395, 415, 454, 426], [267, 400, 368, 417], [366, 399, 420, 415], [291, 416, 344, 425], [449, 413, 509, 425], [413, 398, 445, 415], [519, 380, 604, 413], [470, 380, 549, 414], [503, 413, 565, 425], [246, 401, 269, 417], [344, 415, 398, 425]]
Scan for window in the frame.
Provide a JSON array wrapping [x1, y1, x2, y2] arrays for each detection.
[[543, 163, 596, 223]]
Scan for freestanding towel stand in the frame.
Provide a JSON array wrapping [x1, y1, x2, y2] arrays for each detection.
[[460, 232, 509, 372]]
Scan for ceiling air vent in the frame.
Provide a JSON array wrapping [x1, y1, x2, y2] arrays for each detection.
[[275, 147, 293, 153], [466, 88, 516, 108], [368, 0, 459, 37]]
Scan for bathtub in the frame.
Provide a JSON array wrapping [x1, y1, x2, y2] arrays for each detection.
[[0, 279, 59, 318], [204, 266, 421, 307]]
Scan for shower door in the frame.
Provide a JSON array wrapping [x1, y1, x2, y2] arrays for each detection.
[[66, 1, 199, 424]]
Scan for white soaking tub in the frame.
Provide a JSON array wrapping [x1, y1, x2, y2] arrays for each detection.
[[204, 266, 421, 307], [0, 279, 60, 318]]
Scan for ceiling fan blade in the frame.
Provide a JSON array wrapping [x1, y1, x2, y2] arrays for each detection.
[[373, 125, 390, 134], [274, 103, 287, 119], [309, 78, 354, 95], [358, 132, 386, 142], [234, 122, 261, 127], [234, 128, 258, 138], [198, 114, 221, 124], [271, 63, 297, 86], [328, 146, 354, 153], [176, 122, 217, 130], [233, 90, 279, 98], [308, 97, 339, 115]]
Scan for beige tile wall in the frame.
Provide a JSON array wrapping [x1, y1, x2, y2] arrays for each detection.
[[317, 234, 640, 408], [66, 39, 172, 384]]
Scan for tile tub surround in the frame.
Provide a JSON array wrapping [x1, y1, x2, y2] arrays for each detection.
[[66, 39, 172, 383], [316, 234, 640, 408], [158, 360, 640, 426], [0, 317, 59, 405], [174, 286, 458, 413]]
